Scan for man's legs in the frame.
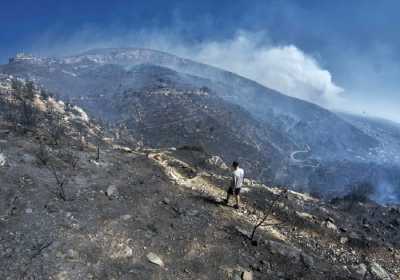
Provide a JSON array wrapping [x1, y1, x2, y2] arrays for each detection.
[[233, 194, 240, 209], [224, 187, 233, 204], [225, 192, 231, 204], [225, 188, 241, 208], [233, 188, 241, 209]]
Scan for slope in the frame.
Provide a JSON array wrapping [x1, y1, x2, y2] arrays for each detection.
[[0, 81, 399, 279], [1, 50, 396, 199], [0, 49, 379, 160]]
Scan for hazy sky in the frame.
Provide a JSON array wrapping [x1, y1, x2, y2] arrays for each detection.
[[0, 0, 399, 121]]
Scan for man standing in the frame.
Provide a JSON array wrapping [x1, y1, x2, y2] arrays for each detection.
[[224, 161, 244, 209]]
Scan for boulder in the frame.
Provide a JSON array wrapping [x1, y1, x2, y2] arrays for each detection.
[[242, 271, 253, 280], [300, 253, 315, 269], [323, 219, 338, 231], [109, 243, 133, 259], [348, 232, 370, 248], [146, 252, 164, 267], [106, 185, 118, 198], [206, 155, 228, 170], [234, 226, 251, 239], [296, 211, 315, 221], [349, 264, 367, 280], [266, 240, 314, 268], [369, 262, 391, 280], [118, 146, 133, 153]]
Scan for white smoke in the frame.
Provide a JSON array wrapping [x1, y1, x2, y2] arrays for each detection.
[[371, 181, 400, 205], [32, 29, 346, 109], [178, 32, 345, 109]]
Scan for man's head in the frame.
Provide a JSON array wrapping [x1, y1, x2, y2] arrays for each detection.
[[232, 161, 239, 170]]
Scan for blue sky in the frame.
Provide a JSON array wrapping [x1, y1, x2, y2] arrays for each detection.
[[1, 0, 399, 121]]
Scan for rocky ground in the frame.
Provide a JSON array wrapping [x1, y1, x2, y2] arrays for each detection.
[[1, 124, 400, 279]]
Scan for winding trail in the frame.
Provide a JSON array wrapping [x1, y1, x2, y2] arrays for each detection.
[[289, 145, 320, 168]]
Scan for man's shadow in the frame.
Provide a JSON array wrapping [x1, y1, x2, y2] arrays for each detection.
[[191, 194, 235, 208]]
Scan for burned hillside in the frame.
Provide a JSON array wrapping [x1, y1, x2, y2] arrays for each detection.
[[0, 78, 399, 279]]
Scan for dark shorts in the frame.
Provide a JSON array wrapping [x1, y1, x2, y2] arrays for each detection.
[[228, 187, 241, 195]]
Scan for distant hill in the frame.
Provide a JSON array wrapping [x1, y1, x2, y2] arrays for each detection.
[[1, 49, 398, 200]]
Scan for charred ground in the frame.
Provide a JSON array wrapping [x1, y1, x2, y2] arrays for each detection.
[[0, 78, 399, 280]]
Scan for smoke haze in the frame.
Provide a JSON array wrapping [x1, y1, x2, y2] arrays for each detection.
[[5, 24, 399, 123]]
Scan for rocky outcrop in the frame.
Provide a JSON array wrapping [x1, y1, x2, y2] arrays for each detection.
[[369, 262, 391, 280]]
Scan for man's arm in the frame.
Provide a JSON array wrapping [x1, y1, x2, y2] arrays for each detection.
[[233, 172, 239, 188]]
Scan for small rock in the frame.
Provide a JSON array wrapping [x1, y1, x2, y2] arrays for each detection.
[[25, 208, 33, 214], [118, 146, 133, 153], [349, 263, 367, 280], [44, 203, 58, 213], [296, 211, 315, 221], [0, 153, 6, 167], [340, 237, 349, 244], [301, 253, 314, 269], [153, 154, 162, 161], [122, 246, 133, 257], [235, 226, 251, 239], [249, 263, 261, 272], [242, 270, 253, 280], [369, 262, 391, 280], [146, 252, 164, 267], [187, 209, 199, 216], [121, 214, 132, 221], [326, 217, 335, 223], [339, 227, 348, 233], [66, 249, 79, 259], [162, 198, 170, 205], [390, 219, 400, 227], [106, 185, 118, 197], [323, 220, 338, 231]]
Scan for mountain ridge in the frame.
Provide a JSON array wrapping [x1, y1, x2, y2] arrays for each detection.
[[1, 49, 398, 201]]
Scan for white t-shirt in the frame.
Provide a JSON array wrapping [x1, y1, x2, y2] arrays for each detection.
[[232, 168, 244, 189]]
